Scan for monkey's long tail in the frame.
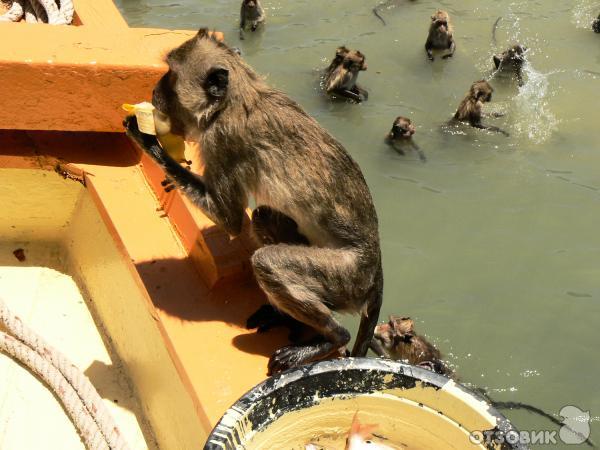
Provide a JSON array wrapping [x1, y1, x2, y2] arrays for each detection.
[[492, 400, 595, 448], [351, 262, 383, 357], [372, 7, 386, 25], [492, 16, 502, 46]]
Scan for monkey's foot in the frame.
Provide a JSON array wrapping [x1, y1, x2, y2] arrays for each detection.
[[246, 304, 304, 335], [267, 342, 338, 375]]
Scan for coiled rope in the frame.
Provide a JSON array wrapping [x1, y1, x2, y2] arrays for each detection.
[[0, 296, 130, 450], [0, 0, 74, 24]]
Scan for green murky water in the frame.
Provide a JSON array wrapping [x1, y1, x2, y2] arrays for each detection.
[[115, 0, 600, 446]]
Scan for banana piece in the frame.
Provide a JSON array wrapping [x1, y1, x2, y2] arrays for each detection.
[[122, 102, 189, 164]]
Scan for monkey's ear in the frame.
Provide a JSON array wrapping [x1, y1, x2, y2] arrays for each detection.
[[493, 55, 501, 69], [205, 67, 229, 98], [197, 28, 210, 39]]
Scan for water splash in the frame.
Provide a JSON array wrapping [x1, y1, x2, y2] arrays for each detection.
[[572, 0, 600, 28], [512, 63, 560, 144]]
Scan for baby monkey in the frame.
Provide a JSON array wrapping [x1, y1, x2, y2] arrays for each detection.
[[493, 44, 527, 86], [385, 116, 426, 162], [453, 80, 509, 136], [425, 10, 455, 61], [593, 14, 600, 33], [370, 315, 451, 376], [239, 0, 265, 40], [324, 46, 369, 103]]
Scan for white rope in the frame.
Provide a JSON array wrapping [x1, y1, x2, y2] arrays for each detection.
[[0, 297, 130, 450], [0, 332, 109, 450], [0, 0, 73, 24]]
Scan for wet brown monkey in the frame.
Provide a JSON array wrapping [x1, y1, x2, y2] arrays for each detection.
[[324, 46, 369, 103], [453, 80, 509, 136], [425, 10, 455, 61], [593, 14, 600, 33], [385, 116, 426, 162], [240, 0, 265, 40], [371, 316, 597, 445], [493, 44, 528, 86], [124, 29, 383, 375], [370, 316, 451, 376]]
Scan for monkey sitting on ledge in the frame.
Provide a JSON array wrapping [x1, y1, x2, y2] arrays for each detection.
[[125, 29, 383, 375]]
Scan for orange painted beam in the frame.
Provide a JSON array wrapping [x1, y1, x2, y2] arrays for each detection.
[[0, 24, 195, 132]]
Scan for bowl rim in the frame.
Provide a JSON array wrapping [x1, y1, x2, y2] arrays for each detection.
[[205, 357, 526, 450]]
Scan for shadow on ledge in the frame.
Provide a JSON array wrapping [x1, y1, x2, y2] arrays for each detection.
[[135, 255, 289, 358]]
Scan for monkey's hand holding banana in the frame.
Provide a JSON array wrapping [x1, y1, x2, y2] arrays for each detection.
[[123, 115, 168, 165], [124, 114, 242, 237], [122, 102, 191, 166]]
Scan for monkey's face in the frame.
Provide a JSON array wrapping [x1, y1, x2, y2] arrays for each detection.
[[244, 0, 257, 9], [471, 80, 493, 103], [391, 117, 415, 139], [389, 316, 415, 344], [152, 29, 235, 139], [508, 45, 527, 62], [431, 11, 450, 32]]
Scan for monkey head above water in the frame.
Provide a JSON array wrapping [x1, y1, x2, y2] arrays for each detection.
[[370, 315, 451, 376], [324, 46, 369, 103], [452, 80, 509, 136], [385, 116, 426, 162], [593, 14, 600, 33], [425, 10, 455, 61], [493, 44, 528, 86], [239, 0, 265, 40], [125, 29, 383, 375]]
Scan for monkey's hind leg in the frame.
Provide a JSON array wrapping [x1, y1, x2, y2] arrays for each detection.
[[252, 245, 360, 375]]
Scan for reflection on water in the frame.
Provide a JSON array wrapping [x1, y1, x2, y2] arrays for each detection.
[[115, 0, 600, 445]]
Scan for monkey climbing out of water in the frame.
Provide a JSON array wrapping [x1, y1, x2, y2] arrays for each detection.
[[425, 10, 455, 61], [593, 14, 600, 33], [370, 315, 451, 376], [493, 44, 528, 87], [452, 80, 509, 136], [239, 0, 265, 40], [370, 315, 595, 446], [385, 116, 426, 162], [324, 46, 369, 103], [124, 29, 383, 375]]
